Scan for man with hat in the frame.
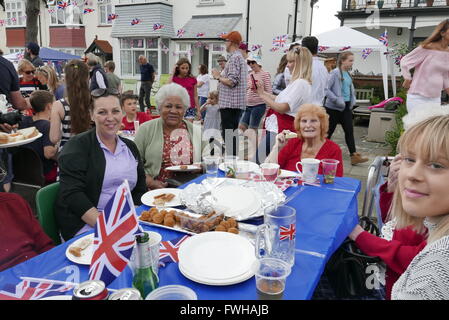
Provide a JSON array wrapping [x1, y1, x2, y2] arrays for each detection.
[[217, 55, 227, 72], [25, 42, 44, 68], [211, 31, 247, 156]]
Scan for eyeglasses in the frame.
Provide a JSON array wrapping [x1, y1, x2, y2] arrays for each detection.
[[247, 61, 257, 65], [24, 70, 35, 75], [36, 67, 48, 75], [91, 88, 120, 98]]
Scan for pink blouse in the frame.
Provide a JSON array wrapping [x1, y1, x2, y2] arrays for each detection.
[[400, 46, 449, 98]]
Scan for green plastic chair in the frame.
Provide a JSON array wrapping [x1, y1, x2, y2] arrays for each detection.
[[36, 182, 61, 245]]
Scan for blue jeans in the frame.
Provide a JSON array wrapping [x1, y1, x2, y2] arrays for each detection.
[[239, 104, 266, 129], [199, 96, 208, 119]]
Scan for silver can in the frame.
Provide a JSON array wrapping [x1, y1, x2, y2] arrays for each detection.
[[72, 280, 109, 300], [109, 288, 142, 300]]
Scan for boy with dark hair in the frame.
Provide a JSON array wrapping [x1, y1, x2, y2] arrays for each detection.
[[19, 90, 58, 183], [120, 92, 152, 131], [301, 36, 319, 55]]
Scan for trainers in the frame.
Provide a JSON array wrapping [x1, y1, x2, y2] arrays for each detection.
[[351, 152, 369, 165]]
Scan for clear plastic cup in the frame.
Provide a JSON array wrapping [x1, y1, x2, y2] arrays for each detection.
[[255, 258, 291, 300], [145, 285, 198, 300], [321, 159, 339, 184], [260, 163, 280, 182], [203, 156, 221, 175]]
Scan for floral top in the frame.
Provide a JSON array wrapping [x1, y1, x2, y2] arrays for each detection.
[[157, 122, 193, 182]]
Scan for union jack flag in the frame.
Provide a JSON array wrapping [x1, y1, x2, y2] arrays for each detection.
[[362, 48, 373, 60], [131, 18, 141, 26], [177, 29, 186, 38], [379, 30, 388, 47], [272, 35, 288, 48], [108, 14, 118, 22], [0, 279, 76, 300], [279, 224, 296, 241], [251, 44, 262, 52], [318, 46, 330, 52], [339, 46, 352, 51], [83, 8, 95, 14], [196, 32, 205, 38], [159, 235, 190, 264], [269, 47, 280, 52], [153, 23, 164, 31], [57, 1, 69, 10], [0, 20, 4, 27], [217, 32, 227, 38], [88, 180, 142, 286]]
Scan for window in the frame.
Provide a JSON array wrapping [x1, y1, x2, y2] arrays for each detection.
[[209, 43, 226, 71], [98, 0, 113, 25], [198, 0, 224, 6], [49, 0, 83, 26], [5, 0, 26, 27], [9, 48, 23, 53], [120, 37, 169, 76]]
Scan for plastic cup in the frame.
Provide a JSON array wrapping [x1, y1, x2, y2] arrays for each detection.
[[134, 121, 140, 133], [145, 285, 198, 300], [203, 156, 221, 175], [321, 159, 339, 184], [255, 258, 291, 300], [259, 163, 280, 182]]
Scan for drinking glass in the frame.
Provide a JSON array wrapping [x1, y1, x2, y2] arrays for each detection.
[[255, 205, 296, 266], [321, 159, 339, 184], [259, 163, 280, 182], [203, 156, 221, 176], [255, 258, 291, 300]]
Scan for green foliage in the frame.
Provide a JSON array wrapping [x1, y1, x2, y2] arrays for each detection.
[[385, 103, 408, 155]]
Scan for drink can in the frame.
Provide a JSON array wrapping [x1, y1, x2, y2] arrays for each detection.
[[109, 288, 142, 300], [72, 280, 109, 300]]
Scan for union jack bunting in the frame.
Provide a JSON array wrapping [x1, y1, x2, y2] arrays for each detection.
[[269, 47, 280, 52], [379, 30, 389, 47], [159, 235, 190, 264], [272, 35, 288, 48], [88, 180, 142, 286], [0, 279, 76, 300], [196, 32, 205, 38], [251, 44, 262, 52], [83, 8, 95, 14], [217, 32, 227, 38], [279, 224, 296, 241], [108, 14, 118, 22], [339, 46, 352, 51], [57, 1, 69, 10], [177, 29, 186, 38], [0, 20, 4, 26], [153, 23, 164, 31], [318, 46, 330, 52], [362, 48, 373, 60], [131, 18, 141, 26]]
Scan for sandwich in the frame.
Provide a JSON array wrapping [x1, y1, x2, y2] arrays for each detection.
[[284, 130, 298, 139], [0, 132, 9, 144], [17, 126, 39, 139], [7, 132, 25, 142]]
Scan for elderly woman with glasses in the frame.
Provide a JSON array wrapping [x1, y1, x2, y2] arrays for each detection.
[[55, 88, 147, 241], [18, 59, 46, 99], [134, 83, 203, 190]]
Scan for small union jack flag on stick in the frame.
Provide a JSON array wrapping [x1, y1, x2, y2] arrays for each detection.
[[0, 279, 76, 300], [159, 235, 190, 264], [153, 23, 164, 31], [131, 18, 141, 26], [279, 224, 296, 241], [88, 180, 142, 286], [379, 30, 389, 47]]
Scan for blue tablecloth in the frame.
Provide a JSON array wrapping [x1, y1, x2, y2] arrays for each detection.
[[0, 175, 361, 300]]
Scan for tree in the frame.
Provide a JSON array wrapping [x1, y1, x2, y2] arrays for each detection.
[[25, 0, 41, 45]]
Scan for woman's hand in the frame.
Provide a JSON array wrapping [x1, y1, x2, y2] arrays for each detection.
[[211, 69, 221, 80], [402, 79, 412, 89], [146, 175, 168, 190], [387, 154, 402, 193], [348, 224, 365, 241], [274, 130, 289, 149], [255, 81, 264, 96]]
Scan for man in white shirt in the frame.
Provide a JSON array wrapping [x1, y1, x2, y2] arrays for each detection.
[[301, 36, 329, 106]]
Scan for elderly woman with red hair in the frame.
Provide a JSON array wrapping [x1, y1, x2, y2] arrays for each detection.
[[265, 104, 343, 176]]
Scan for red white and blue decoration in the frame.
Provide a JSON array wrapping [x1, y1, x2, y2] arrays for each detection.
[[131, 18, 141, 26], [177, 29, 186, 38], [272, 35, 288, 48], [159, 235, 190, 264], [57, 1, 69, 10], [279, 224, 296, 241], [318, 46, 330, 53], [339, 46, 352, 51], [251, 44, 262, 52], [379, 30, 389, 47], [83, 8, 95, 14], [88, 180, 142, 286], [108, 14, 118, 22], [362, 48, 373, 60], [196, 32, 205, 38], [153, 23, 164, 31], [0, 279, 76, 300]]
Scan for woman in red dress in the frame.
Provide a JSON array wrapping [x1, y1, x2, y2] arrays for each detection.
[[265, 104, 343, 177]]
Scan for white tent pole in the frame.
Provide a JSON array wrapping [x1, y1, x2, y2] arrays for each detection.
[[390, 55, 397, 97]]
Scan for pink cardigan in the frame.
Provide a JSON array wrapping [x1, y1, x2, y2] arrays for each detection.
[[400, 46, 449, 98]]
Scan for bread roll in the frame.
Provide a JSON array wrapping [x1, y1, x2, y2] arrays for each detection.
[[8, 133, 25, 142], [0, 133, 9, 144], [18, 127, 39, 139]]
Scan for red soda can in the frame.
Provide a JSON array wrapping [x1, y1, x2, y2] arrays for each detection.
[[72, 280, 109, 300]]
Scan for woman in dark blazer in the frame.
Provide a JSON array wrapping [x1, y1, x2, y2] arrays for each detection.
[[55, 88, 147, 241]]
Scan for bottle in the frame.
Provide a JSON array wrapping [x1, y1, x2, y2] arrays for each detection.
[[132, 232, 159, 298]]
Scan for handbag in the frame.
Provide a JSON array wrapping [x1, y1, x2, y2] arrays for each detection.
[[324, 217, 383, 298]]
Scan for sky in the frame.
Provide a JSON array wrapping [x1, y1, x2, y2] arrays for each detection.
[[311, 0, 342, 36]]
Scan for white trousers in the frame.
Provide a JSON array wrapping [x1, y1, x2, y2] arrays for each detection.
[[406, 94, 441, 114]]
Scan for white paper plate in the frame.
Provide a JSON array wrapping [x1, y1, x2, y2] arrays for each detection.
[[65, 234, 94, 265], [39, 295, 72, 300], [178, 232, 256, 285], [211, 185, 261, 220], [141, 188, 183, 207], [165, 164, 201, 172], [219, 161, 260, 174], [0, 132, 43, 149]]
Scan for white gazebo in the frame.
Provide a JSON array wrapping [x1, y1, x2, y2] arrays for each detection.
[[314, 26, 392, 99]]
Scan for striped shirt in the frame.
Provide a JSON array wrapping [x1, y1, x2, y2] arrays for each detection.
[[218, 50, 247, 110], [60, 98, 71, 150], [19, 77, 46, 98], [246, 70, 272, 106]]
